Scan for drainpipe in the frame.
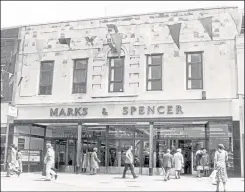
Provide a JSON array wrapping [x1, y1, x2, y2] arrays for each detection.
[[239, 95, 244, 177]]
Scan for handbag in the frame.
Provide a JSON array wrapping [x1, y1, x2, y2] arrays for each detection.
[[196, 165, 203, 171]]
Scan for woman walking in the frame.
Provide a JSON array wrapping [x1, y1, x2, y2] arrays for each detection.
[[201, 149, 210, 177], [173, 148, 184, 179], [90, 148, 101, 175], [16, 150, 23, 173], [196, 149, 203, 177], [214, 144, 228, 192]]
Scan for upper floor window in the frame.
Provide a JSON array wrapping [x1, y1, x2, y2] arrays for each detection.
[[186, 52, 203, 90], [241, 14, 244, 34], [108, 57, 124, 92], [146, 54, 163, 91], [39, 61, 54, 95], [73, 59, 88, 94], [18, 138, 25, 150]]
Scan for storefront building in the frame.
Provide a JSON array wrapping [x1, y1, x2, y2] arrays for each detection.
[[12, 7, 243, 176], [1, 27, 19, 170]]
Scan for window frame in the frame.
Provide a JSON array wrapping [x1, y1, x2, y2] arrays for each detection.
[[38, 60, 54, 95], [108, 56, 125, 93], [185, 51, 204, 90], [17, 138, 25, 150], [72, 58, 88, 94], [146, 53, 163, 91]]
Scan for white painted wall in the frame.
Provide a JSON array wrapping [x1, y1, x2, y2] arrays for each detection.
[[14, 7, 239, 105]]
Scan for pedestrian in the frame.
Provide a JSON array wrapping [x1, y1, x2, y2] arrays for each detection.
[[201, 148, 210, 177], [214, 144, 228, 192], [16, 149, 23, 173], [44, 143, 58, 181], [6, 144, 20, 177], [90, 147, 101, 175], [173, 148, 184, 179], [122, 146, 138, 179], [162, 149, 174, 181], [196, 148, 203, 177]]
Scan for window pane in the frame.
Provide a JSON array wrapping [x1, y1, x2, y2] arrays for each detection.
[[73, 83, 86, 93], [152, 55, 162, 65], [40, 71, 52, 86], [75, 60, 87, 69], [148, 66, 161, 79], [39, 85, 51, 95], [110, 82, 123, 92], [148, 80, 162, 91], [114, 58, 124, 67], [114, 68, 123, 81], [74, 69, 86, 83], [191, 53, 202, 63], [190, 64, 202, 79], [41, 62, 53, 70], [188, 80, 202, 89]]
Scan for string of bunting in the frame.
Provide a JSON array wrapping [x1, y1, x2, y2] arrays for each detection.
[[1, 11, 243, 57]]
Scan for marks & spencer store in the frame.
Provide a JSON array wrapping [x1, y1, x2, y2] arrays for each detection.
[[12, 99, 241, 176]]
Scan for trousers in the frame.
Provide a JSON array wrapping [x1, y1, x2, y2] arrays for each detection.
[[122, 163, 136, 178], [46, 161, 56, 180]]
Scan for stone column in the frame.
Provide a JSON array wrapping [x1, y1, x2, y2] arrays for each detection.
[[76, 123, 82, 173], [149, 122, 154, 176]]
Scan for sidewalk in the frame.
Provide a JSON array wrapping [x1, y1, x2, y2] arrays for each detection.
[[1, 172, 244, 191]]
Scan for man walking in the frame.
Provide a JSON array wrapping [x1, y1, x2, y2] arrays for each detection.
[[162, 149, 174, 181], [122, 146, 138, 179], [44, 143, 58, 181]]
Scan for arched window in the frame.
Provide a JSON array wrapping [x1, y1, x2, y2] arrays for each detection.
[[107, 49, 125, 92]]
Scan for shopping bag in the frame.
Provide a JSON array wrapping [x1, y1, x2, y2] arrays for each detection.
[[209, 170, 217, 185]]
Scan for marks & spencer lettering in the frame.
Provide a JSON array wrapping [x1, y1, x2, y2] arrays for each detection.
[[50, 107, 88, 117], [122, 105, 183, 115]]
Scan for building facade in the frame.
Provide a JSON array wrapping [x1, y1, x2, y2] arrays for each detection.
[[1, 27, 19, 169], [11, 7, 243, 176]]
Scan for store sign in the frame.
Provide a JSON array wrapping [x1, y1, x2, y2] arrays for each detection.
[[49, 105, 183, 117], [8, 105, 18, 117], [20, 150, 41, 163]]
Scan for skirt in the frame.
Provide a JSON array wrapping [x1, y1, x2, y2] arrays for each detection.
[[215, 166, 228, 183], [196, 165, 203, 171]]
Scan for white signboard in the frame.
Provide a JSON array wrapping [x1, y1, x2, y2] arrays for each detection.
[[8, 105, 18, 117]]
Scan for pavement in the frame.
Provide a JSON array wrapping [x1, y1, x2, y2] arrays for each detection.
[[1, 172, 244, 191]]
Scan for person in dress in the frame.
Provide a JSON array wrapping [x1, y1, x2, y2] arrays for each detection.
[[122, 146, 138, 179], [16, 149, 23, 173], [214, 144, 228, 192], [196, 148, 203, 177], [44, 143, 58, 181], [90, 147, 101, 175], [201, 148, 210, 177], [173, 148, 184, 179], [162, 149, 174, 181], [6, 144, 20, 177]]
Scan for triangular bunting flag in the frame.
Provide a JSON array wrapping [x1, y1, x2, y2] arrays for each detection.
[[229, 10, 244, 35], [8, 73, 14, 85], [110, 33, 123, 58], [107, 24, 119, 33], [167, 23, 182, 49], [58, 38, 71, 49], [199, 17, 213, 40], [35, 39, 45, 61], [18, 77, 23, 86]]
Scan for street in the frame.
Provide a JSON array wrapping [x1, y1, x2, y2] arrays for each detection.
[[1, 172, 244, 191]]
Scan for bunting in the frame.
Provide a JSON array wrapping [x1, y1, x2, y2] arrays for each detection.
[[85, 36, 97, 46], [229, 10, 244, 35], [58, 38, 71, 49], [167, 23, 182, 49], [35, 39, 45, 61], [110, 33, 123, 58], [8, 73, 14, 85], [107, 24, 119, 33], [199, 16, 213, 40], [18, 77, 23, 86]]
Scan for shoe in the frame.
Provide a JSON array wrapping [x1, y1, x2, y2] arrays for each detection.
[[122, 176, 126, 179], [54, 175, 58, 180], [134, 176, 138, 179], [44, 179, 51, 181], [17, 171, 21, 177], [164, 179, 167, 181], [167, 177, 170, 180], [6, 175, 10, 177]]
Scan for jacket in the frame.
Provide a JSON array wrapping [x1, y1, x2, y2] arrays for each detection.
[[90, 152, 100, 169], [44, 147, 55, 164], [125, 150, 134, 164], [162, 153, 173, 168]]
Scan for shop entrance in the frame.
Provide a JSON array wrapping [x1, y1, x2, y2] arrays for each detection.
[[44, 139, 77, 172]]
